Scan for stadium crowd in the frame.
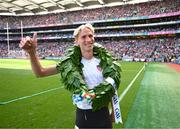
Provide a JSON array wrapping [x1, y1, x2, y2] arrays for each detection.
[[0, 0, 179, 64], [102, 38, 180, 63], [0, 38, 179, 64], [0, 0, 179, 29], [0, 26, 178, 41]]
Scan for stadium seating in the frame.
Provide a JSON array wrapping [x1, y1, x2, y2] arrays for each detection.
[[0, 0, 179, 64]]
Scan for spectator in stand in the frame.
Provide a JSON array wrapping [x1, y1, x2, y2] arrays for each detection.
[[0, 0, 179, 29], [1, 38, 179, 64]]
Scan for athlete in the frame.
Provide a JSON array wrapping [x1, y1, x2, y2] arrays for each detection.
[[19, 24, 119, 128]]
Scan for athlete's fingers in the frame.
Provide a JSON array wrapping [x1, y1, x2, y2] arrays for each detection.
[[33, 32, 37, 46]]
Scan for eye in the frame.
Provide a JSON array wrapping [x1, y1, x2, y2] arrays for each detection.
[[88, 34, 93, 38], [82, 35, 86, 39]]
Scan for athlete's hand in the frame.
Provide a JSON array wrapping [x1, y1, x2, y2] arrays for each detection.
[[82, 91, 96, 99], [19, 32, 38, 54]]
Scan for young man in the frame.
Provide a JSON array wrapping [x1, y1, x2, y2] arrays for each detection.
[[19, 24, 114, 128]]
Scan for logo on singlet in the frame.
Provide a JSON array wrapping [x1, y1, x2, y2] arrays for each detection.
[[96, 65, 102, 72]]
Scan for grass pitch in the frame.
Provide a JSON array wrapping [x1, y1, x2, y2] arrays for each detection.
[[2, 59, 179, 128]]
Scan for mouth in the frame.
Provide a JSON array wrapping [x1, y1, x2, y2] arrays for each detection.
[[87, 44, 92, 47], [86, 43, 93, 47]]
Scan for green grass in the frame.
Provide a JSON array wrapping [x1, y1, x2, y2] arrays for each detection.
[[115, 62, 145, 128], [0, 59, 56, 70], [124, 63, 180, 128], [0, 59, 145, 128]]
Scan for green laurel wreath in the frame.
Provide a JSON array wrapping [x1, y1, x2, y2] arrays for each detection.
[[56, 43, 121, 111]]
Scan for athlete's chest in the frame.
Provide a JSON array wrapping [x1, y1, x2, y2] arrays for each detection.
[[81, 57, 104, 88]]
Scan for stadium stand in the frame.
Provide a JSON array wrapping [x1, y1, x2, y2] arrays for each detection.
[[0, 0, 179, 64]]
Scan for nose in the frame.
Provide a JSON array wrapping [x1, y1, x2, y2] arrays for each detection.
[[85, 36, 92, 43]]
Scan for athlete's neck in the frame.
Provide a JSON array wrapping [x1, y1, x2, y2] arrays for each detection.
[[82, 50, 93, 60]]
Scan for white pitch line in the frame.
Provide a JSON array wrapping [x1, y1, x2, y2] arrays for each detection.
[[110, 63, 145, 114], [0, 87, 63, 105], [119, 64, 145, 102], [0, 64, 145, 106]]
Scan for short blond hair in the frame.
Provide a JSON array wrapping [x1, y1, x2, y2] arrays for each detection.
[[73, 23, 95, 38]]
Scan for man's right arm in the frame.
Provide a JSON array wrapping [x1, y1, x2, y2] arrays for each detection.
[[19, 33, 58, 77], [29, 52, 58, 77]]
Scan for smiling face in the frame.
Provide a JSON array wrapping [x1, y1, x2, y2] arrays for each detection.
[[75, 27, 95, 53]]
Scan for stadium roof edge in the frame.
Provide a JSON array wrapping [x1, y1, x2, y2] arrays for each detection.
[[0, 0, 163, 16]]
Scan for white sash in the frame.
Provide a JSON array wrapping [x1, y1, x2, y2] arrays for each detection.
[[106, 77, 123, 124]]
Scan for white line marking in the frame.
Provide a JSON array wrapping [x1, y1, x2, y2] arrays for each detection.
[[119, 64, 145, 102], [0, 87, 63, 105], [0, 63, 146, 106], [110, 64, 145, 114]]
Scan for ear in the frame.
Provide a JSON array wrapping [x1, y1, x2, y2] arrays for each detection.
[[74, 41, 78, 46], [74, 37, 79, 46]]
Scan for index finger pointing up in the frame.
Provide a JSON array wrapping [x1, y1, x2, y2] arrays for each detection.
[[33, 32, 37, 42]]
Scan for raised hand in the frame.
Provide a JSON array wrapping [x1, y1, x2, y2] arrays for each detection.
[[19, 32, 38, 54]]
